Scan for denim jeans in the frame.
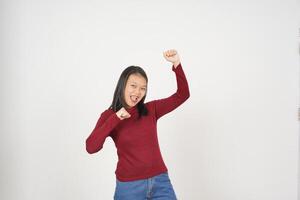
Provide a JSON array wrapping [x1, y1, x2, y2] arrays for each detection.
[[113, 172, 177, 200]]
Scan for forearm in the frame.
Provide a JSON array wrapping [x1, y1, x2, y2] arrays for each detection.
[[173, 63, 190, 100]]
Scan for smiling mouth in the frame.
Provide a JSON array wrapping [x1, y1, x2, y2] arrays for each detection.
[[130, 95, 139, 103]]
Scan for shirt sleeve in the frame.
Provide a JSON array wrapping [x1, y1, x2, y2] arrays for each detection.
[[151, 63, 190, 120], [85, 109, 121, 154]]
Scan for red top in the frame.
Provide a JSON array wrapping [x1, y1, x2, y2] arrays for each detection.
[[85, 63, 190, 181]]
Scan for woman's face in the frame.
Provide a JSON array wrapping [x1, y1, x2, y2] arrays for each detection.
[[124, 73, 147, 108]]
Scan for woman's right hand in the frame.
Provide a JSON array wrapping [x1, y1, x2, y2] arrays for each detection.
[[116, 107, 131, 120]]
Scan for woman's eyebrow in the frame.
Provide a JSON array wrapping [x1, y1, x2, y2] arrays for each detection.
[[130, 81, 147, 87]]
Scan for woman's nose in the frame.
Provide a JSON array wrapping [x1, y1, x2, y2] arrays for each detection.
[[135, 89, 142, 96]]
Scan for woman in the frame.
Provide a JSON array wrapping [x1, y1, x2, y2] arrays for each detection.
[[86, 49, 190, 200]]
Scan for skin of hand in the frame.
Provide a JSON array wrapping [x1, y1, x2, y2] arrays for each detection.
[[163, 49, 181, 68], [116, 107, 131, 120]]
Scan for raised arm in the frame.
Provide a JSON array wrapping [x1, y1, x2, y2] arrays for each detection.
[[152, 50, 190, 120], [85, 110, 121, 154]]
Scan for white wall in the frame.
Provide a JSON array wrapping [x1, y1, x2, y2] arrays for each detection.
[[1, 0, 299, 199]]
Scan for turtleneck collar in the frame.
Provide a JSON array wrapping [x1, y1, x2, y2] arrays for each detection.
[[126, 105, 138, 114]]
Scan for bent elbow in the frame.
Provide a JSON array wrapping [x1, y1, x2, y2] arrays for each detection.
[[186, 91, 190, 100], [86, 139, 102, 154], [86, 146, 95, 154], [183, 89, 190, 101]]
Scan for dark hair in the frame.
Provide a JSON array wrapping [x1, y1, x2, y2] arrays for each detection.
[[109, 66, 148, 118]]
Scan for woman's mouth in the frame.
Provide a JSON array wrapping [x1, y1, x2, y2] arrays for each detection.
[[130, 95, 139, 103]]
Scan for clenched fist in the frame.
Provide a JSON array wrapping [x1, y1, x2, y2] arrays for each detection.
[[116, 107, 131, 120], [163, 49, 180, 67]]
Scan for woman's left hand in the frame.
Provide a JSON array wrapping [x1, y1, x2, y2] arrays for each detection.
[[163, 49, 180, 67]]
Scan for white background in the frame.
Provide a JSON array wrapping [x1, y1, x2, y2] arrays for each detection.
[[1, 0, 299, 199]]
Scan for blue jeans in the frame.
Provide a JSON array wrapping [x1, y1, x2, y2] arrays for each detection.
[[114, 172, 177, 200]]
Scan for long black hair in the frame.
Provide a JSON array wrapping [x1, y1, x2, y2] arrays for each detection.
[[109, 66, 148, 119]]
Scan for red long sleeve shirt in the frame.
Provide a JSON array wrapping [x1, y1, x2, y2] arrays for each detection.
[[86, 63, 190, 181]]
